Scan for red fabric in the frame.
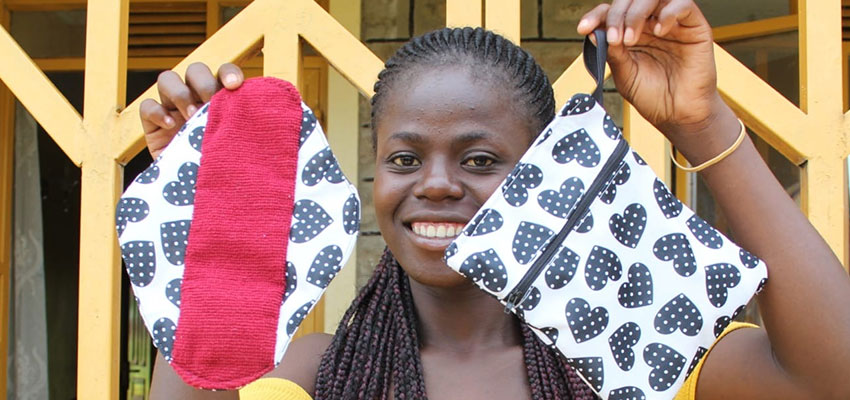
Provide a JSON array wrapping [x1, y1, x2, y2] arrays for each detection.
[[171, 77, 301, 389]]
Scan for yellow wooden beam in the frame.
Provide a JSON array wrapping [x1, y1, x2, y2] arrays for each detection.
[[712, 14, 798, 43], [801, 153, 849, 267], [485, 0, 520, 44], [551, 55, 610, 108], [799, 0, 843, 117], [624, 103, 670, 184], [446, 0, 482, 28], [714, 44, 808, 164], [77, 1, 128, 398], [294, 0, 383, 99], [0, 26, 84, 165], [112, 0, 270, 163], [264, 3, 301, 86]]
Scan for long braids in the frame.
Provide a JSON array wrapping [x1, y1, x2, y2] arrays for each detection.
[[315, 27, 597, 399]]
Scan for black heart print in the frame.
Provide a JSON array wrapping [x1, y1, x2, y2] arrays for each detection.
[[162, 162, 198, 206], [166, 278, 181, 307], [644, 343, 686, 391], [585, 245, 622, 290], [135, 164, 160, 184], [116, 198, 149, 237], [306, 245, 343, 289], [609, 322, 641, 371], [599, 163, 630, 204], [687, 215, 723, 249], [445, 242, 458, 259], [574, 212, 594, 233], [513, 222, 554, 264], [566, 298, 609, 343], [544, 246, 580, 289], [652, 233, 697, 277], [714, 305, 746, 337], [290, 200, 333, 243], [343, 194, 360, 235], [685, 346, 708, 379], [160, 220, 190, 266], [654, 294, 703, 336], [153, 317, 177, 361], [286, 300, 315, 336], [284, 261, 297, 302], [610, 204, 647, 248], [535, 128, 553, 146], [502, 163, 543, 206], [653, 179, 682, 219], [757, 277, 768, 293], [705, 263, 741, 307], [538, 177, 584, 218], [560, 94, 596, 116], [302, 147, 345, 186], [609, 386, 646, 400], [602, 114, 621, 140], [739, 248, 759, 269], [552, 128, 601, 168], [460, 249, 508, 292], [463, 209, 504, 236], [633, 152, 647, 165], [517, 286, 542, 317], [566, 357, 604, 392], [122, 241, 156, 287], [189, 126, 204, 151], [540, 327, 559, 344], [618, 263, 653, 308], [300, 107, 317, 146]]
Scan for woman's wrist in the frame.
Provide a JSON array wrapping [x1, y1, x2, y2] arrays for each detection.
[[664, 96, 744, 168]]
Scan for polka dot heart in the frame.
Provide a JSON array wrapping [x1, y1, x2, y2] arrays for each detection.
[[653, 178, 683, 219], [618, 263, 653, 309], [459, 249, 508, 292], [135, 164, 160, 184], [540, 327, 559, 344], [602, 114, 622, 140], [166, 278, 182, 307], [299, 107, 317, 147], [537, 177, 585, 218], [289, 199, 333, 243], [566, 356, 605, 392], [301, 147, 345, 186], [512, 221, 554, 265], [501, 163, 543, 207], [566, 298, 609, 343], [463, 209, 504, 236], [584, 245, 622, 291], [643, 343, 686, 392], [740, 248, 760, 269], [342, 194, 360, 235], [516, 286, 542, 318], [283, 262, 297, 302], [609, 203, 647, 248], [705, 263, 741, 308], [608, 386, 646, 400], [153, 317, 177, 361], [560, 94, 597, 116], [552, 128, 601, 168], [544, 246, 580, 290], [121, 241, 156, 287], [654, 294, 703, 337], [286, 300, 315, 336], [574, 212, 594, 233], [687, 215, 723, 249], [609, 322, 641, 371], [188, 126, 204, 152], [306, 245, 344, 289], [160, 220, 190, 266], [652, 233, 697, 277], [599, 163, 630, 204], [115, 198, 149, 237], [162, 162, 198, 206], [685, 346, 708, 379]]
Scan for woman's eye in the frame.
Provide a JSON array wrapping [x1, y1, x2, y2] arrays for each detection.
[[391, 155, 420, 167], [464, 155, 494, 167]]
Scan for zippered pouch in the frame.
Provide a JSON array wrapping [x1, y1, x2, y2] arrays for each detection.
[[116, 78, 359, 389], [444, 32, 767, 400]]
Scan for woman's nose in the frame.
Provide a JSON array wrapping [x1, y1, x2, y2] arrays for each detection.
[[412, 158, 463, 201]]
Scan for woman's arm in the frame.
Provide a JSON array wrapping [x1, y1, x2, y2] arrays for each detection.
[[579, 1, 850, 399]]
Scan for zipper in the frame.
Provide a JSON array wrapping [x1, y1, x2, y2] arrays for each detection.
[[504, 138, 630, 313]]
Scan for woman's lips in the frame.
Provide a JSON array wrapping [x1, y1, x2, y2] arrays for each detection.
[[410, 221, 467, 239]]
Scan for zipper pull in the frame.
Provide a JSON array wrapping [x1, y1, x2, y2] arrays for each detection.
[[504, 287, 532, 314]]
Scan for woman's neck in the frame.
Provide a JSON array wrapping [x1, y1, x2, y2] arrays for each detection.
[[409, 276, 522, 353]]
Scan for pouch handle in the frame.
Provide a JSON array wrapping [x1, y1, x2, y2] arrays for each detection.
[[583, 29, 608, 104]]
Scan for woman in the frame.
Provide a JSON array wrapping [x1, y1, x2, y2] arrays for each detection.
[[141, 1, 850, 399]]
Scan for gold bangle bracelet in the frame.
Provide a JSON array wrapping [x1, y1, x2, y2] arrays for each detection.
[[669, 119, 747, 173]]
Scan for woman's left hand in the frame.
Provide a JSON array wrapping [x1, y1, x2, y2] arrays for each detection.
[[577, 0, 736, 148]]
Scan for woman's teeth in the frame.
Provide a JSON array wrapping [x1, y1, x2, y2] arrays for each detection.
[[411, 222, 466, 238]]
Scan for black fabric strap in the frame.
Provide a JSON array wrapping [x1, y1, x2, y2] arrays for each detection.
[[583, 29, 607, 104]]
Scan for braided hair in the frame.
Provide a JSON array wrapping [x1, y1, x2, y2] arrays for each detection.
[[315, 28, 596, 399], [370, 27, 556, 149]]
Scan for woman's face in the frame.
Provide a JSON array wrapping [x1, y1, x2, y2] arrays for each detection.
[[373, 65, 536, 288]]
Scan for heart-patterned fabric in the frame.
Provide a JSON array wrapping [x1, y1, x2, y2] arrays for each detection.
[[445, 94, 767, 400], [117, 94, 358, 376]]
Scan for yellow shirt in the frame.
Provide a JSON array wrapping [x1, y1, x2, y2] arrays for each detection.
[[240, 322, 755, 400]]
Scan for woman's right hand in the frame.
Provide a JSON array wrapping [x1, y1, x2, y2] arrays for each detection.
[[140, 62, 245, 158]]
